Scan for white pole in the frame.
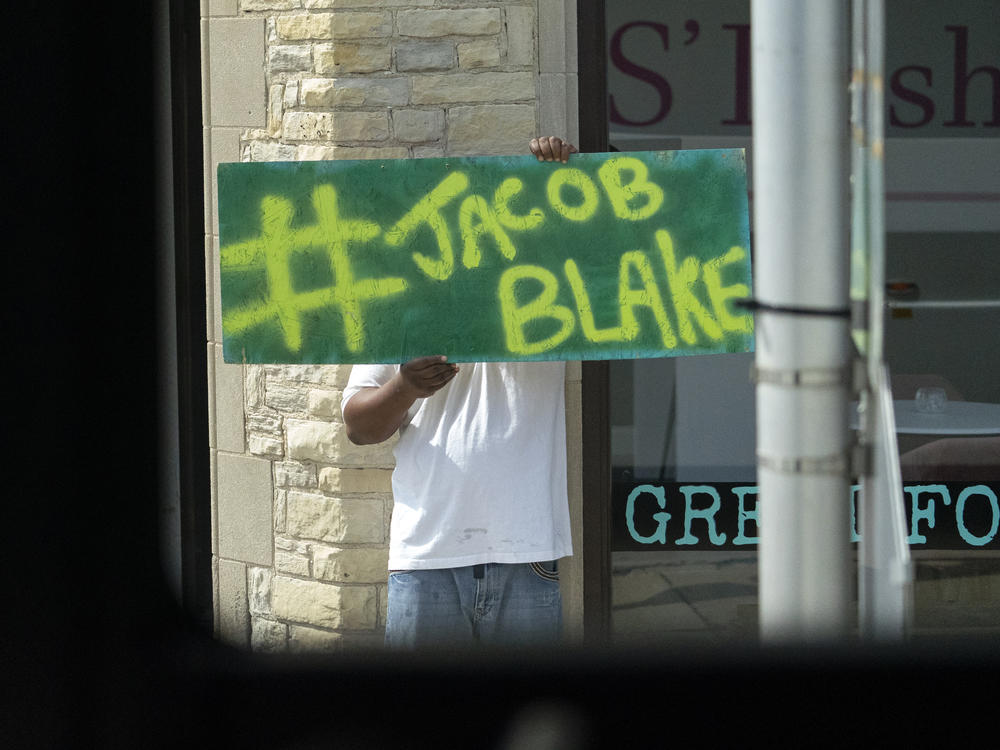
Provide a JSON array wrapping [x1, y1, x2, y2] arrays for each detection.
[[752, 0, 853, 641], [856, 0, 913, 640]]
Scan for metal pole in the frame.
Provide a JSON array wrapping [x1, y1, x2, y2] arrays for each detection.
[[752, 0, 853, 641], [856, 0, 913, 641]]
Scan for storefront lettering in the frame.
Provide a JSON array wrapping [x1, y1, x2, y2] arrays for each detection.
[[609, 6, 998, 135], [906, 484, 1000, 547], [620, 482, 999, 550], [625, 484, 757, 547]]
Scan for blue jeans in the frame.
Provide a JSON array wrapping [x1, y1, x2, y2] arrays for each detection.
[[385, 561, 562, 648]]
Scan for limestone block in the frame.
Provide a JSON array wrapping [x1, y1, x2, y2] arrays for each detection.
[[250, 616, 288, 653], [349, 77, 411, 107], [283, 110, 335, 140], [296, 142, 408, 160], [395, 41, 454, 73], [284, 80, 299, 109], [247, 140, 298, 162], [297, 144, 334, 161], [303, 77, 409, 108], [217, 453, 273, 565], [306, 388, 342, 418], [300, 77, 335, 106], [276, 462, 317, 492], [241, 0, 298, 9], [265, 382, 309, 413], [411, 72, 534, 105], [458, 38, 501, 69], [216, 559, 249, 649], [268, 83, 284, 134], [538, 72, 577, 141], [448, 104, 536, 156], [377, 584, 388, 627], [209, 17, 266, 127], [268, 364, 340, 385], [285, 490, 385, 543], [248, 433, 284, 458], [269, 44, 313, 73], [285, 419, 339, 463], [324, 365, 354, 388], [248, 566, 274, 616], [330, 12, 393, 40], [283, 110, 389, 141], [209, 0, 238, 16], [247, 412, 282, 434], [318, 467, 393, 494], [288, 624, 343, 653], [274, 488, 287, 533], [538, 0, 574, 74], [276, 536, 312, 556], [286, 418, 395, 466], [207, 235, 221, 341], [306, 0, 433, 6], [305, 145, 409, 160], [397, 9, 501, 38], [335, 111, 391, 141], [312, 545, 389, 583], [207, 127, 240, 250], [275, 548, 311, 577], [392, 108, 445, 143], [314, 42, 391, 74], [504, 4, 536, 67], [213, 343, 245, 453], [245, 364, 266, 409], [412, 145, 445, 159], [276, 13, 334, 40], [271, 575, 377, 629]]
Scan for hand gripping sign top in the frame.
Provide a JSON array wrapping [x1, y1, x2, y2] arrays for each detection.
[[217, 149, 753, 364]]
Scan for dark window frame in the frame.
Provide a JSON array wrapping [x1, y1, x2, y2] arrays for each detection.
[[162, 0, 212, 632], [577, 0, 612, 646]]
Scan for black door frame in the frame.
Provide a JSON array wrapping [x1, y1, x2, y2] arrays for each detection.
[[577, 0, 612, 645], [160, 0, 213, 632]]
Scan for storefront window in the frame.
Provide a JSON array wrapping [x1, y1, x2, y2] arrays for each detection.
[[883, 231, 1000, 635], [605, 0, 998, 644], [610, 354, 759, 645]]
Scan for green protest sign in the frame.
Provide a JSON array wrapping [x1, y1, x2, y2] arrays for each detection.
[[218, 150, 752, 364]]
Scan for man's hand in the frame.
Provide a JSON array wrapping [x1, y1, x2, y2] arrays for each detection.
[[530, 136, 578, 163], [398, 355, 459, 398], [343, 356, 458, 445]]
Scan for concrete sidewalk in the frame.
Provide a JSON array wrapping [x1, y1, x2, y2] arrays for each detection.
[[610, 550, 1000, 644]]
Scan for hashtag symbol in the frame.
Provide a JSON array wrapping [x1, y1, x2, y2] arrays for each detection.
[[220, 184, 408, 355]]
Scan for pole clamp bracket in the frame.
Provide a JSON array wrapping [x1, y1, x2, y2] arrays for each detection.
[[750, 364, 851, 388], [757, 450, 850, 476]]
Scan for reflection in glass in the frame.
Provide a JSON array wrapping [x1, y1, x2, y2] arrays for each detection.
[[610, 355, 759, 646]]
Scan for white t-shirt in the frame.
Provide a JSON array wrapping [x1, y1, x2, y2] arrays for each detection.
[[342, 361, 572, 570]]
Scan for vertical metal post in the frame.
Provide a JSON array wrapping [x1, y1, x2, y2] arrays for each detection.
[[752, 0, 853, 641], [854, 0, 913, 640]]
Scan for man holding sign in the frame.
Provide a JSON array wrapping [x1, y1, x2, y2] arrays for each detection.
[[342, 137, 578, 649]]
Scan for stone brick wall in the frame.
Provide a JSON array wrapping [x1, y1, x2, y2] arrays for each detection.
[[241, 0, 541, 162], [204, 0, 581, 653], [245, 364, 396, 652]]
